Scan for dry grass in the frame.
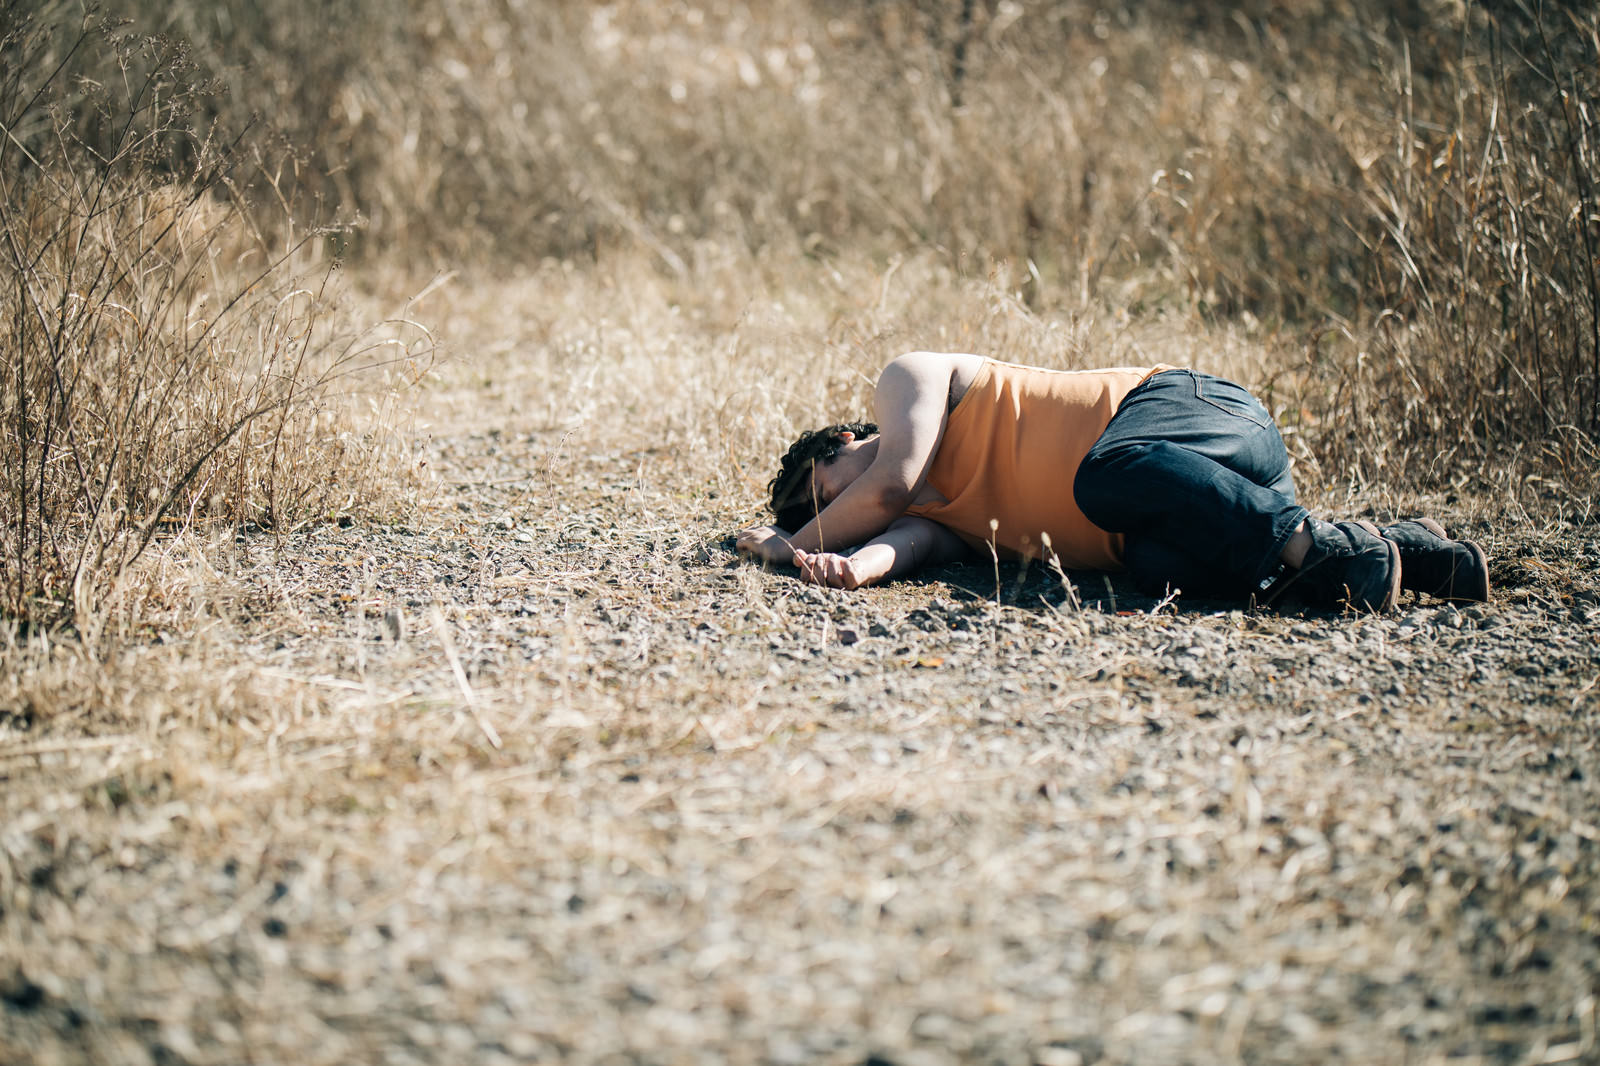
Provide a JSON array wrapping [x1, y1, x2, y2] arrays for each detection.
[[6, 258, 1598, 1064], [4, 2, 1600, 1064], [0, 3, 430, 626], [115, 0, 1597, 482]]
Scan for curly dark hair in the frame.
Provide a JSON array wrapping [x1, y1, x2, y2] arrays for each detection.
[[766, 421, 879, 532]]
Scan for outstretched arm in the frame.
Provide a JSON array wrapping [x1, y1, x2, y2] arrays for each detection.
[[794, 516, 971, 589]]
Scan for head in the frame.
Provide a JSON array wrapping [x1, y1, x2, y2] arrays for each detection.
[[766, 421, 879, 531]]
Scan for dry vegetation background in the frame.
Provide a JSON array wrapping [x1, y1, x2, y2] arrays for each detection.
[[3, 0, 1600, 1063]]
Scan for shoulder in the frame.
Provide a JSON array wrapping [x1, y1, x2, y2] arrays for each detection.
[[881, 351, 986, 380], [877, 352, 987, 406]]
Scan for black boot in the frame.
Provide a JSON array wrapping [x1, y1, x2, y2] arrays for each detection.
[[1267, 519, 1401, 613], [1380, 518, 1490, 603]]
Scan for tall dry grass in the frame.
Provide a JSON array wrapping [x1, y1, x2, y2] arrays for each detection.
[[115, 0, 1599, 487], [0, 2, 430, 628], [1338, 2, 1600, 478]]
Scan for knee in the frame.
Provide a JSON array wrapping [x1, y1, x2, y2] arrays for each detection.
[[1074, 440, 1145, 524], [1076, 436, 1167, 492]]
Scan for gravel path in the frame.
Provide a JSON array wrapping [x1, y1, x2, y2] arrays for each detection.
[[3, 426, 1599, 1066]]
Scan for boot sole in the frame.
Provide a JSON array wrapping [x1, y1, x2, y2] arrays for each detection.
[[1414, 517, 1449, 539]]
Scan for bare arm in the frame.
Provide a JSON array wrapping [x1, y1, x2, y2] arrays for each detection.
[[795, 516, 971, 589], [783, 352, 969, 555]]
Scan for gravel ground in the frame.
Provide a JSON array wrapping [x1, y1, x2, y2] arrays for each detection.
[[3, 423, 1599, 1066]]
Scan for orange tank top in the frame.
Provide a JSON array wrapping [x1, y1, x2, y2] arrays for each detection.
[[906, 360, 1169, 568]]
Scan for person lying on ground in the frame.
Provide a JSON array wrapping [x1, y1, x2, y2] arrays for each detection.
[[735, 352, 1489, 612]]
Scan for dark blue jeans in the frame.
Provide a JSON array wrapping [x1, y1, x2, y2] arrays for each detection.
[[1073, 369, 1308, 598]]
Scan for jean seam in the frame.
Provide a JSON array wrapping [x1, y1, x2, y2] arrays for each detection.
[[1190, 371, 1271, 429]]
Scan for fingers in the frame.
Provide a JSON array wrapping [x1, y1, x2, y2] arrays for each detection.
[[794, 550, 857, 589], [744, 539, 859, 587], [794, 549, 825, 585]]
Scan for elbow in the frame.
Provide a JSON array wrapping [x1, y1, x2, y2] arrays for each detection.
[[873, 482, 914, 517]]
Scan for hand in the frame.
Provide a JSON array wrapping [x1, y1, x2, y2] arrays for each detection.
[[735, 524, 797, 566], [794, 548, 869, 590]]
